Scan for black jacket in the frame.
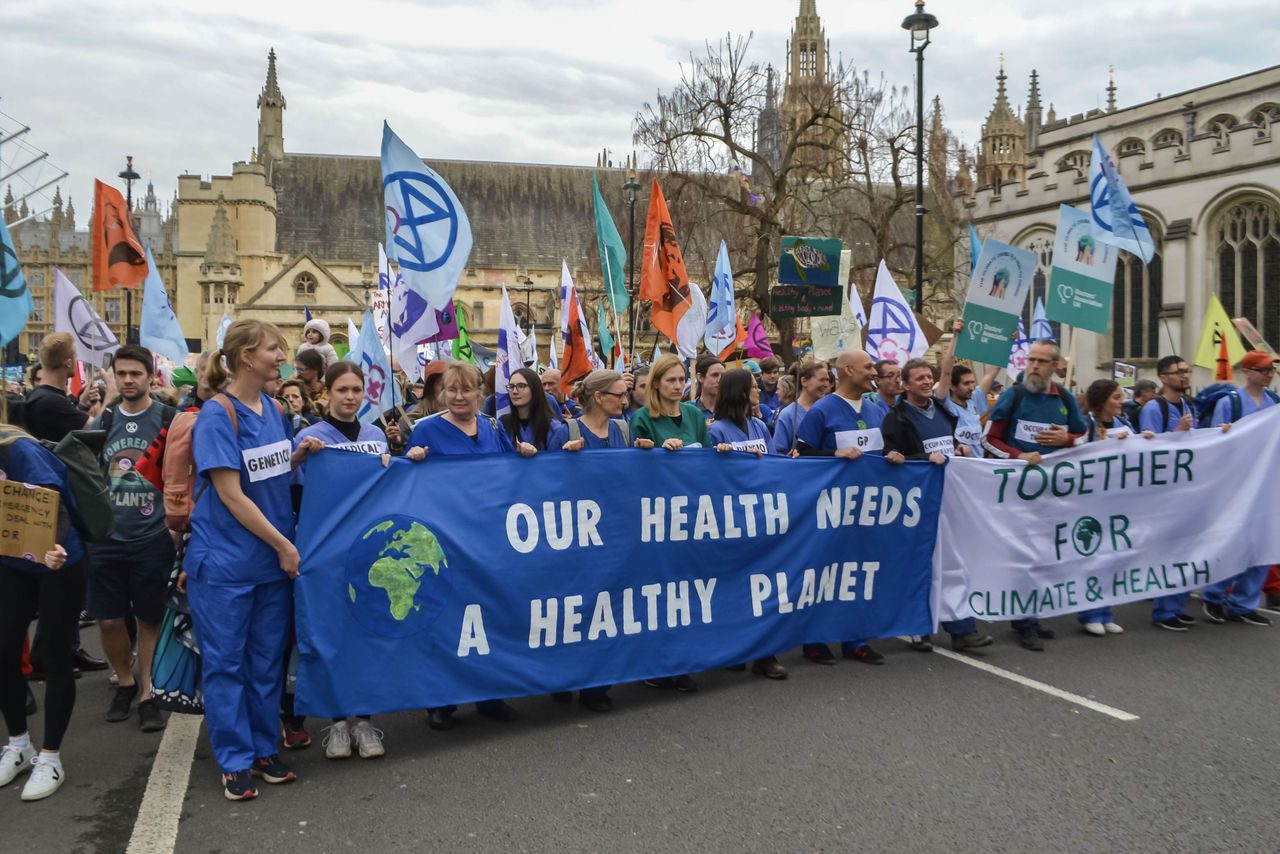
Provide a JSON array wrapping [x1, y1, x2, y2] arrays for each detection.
[[881, 396, 959, 460]]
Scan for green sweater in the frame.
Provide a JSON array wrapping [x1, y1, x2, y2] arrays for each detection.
[[629, 402, 710, 447]]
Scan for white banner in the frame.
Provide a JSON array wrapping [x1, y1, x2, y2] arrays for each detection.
[[52, 267, 118, 368], [934, 408, 1280, 623]]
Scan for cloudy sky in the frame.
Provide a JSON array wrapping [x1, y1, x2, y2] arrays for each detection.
[[1, 0, 1275, 225]]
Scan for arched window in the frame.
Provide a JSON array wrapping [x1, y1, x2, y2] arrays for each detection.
[[1204, 114, 1238, 149], [1216, 198, 1280, 350], [1019, 232, 1061, 341], [1249, 104, 1280, 141], [1055, 150, 1089, 177], [1151, 128, 1184, 152], [294, 273, 316, 296], [1111, 222, 1164, 360], [1117, 137, 1145, 158]]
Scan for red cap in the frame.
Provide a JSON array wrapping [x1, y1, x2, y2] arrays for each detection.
[[1241, 350, 1280, 371]]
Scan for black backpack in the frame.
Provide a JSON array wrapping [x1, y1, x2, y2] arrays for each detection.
[[0, 425, 115, 542]]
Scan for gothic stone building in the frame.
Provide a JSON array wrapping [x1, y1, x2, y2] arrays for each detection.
[[963, 62, 1280, 385]]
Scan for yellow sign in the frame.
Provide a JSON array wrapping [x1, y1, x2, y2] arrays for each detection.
[[1194, 295, 1247, 370]]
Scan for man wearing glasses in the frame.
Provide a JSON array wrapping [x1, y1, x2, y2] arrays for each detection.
[[1200, 350, 1280, 626], [1139, 354, 1202, 630], [982, 339, 1088, 651]]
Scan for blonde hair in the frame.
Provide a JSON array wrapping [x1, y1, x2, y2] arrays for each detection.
[[440, 362, 484, 393], [40, 332, 76, 371], [645, 354, 687, 415], [574, 370, 623, 413], [206, 319, 286, 389]]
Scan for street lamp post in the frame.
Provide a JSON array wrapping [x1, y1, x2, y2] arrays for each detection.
[[623, 158, 641, 359], [117, 155, 141, 343], [901, 0, 938, 315]]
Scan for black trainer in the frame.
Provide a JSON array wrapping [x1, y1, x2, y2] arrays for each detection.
[[1155, 617, 1190, 632], [1174, 613, 1197, 625], [951, 632, 994, 650], [843, 644, 885, 665], [673, 674, 699, 692], [106, 684, 138, 723], [222, 770, 257, 801], [250, 755, 296, 784], [1017, 630, 1044, 651], [802, 644, 837, 665], [909, 635, 934, 652], [426, 709, 455, 731], [1202, 602, 1227, 624], [138, 699, 166, 733], [1226, 610, 1272, 626], [579, 691, 612, 713]]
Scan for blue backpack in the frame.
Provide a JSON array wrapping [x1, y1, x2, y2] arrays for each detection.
[[1191, 384, 1280, 425]]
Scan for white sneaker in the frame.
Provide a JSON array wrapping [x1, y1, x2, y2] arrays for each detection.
[[0, 742, 36, 787], [352, 720, 385, 759], [21, 754, 65, 801], [323, 721, 352, 759], [1104, 622, 1124, 634], [1082, 622, 1106, 636]]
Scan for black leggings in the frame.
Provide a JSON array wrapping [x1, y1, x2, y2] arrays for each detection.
[[0, 559, 86, 751]]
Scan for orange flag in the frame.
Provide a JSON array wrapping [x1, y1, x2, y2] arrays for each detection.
[[639, 180, 691, 344], [717, 317, 747, 362], [1215, 327, 1232, 381], [558, 264, 593, 398], [91, 179, 148, 291]]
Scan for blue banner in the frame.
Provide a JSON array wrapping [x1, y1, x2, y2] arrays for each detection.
[[294, 450, 942, 717]]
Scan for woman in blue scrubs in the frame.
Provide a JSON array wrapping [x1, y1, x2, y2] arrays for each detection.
[[186, 319, 319, 801], [499, 367, 564, 451], [406, 362, 535, 730]]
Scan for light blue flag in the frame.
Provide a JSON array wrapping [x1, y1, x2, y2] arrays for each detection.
[[0, 214, 33, 349], [968, 223, 982, 276], [1090, 134, 1155, 264], [381, 122, 473, 309], [215, 312, 233, 348], [140, 247, 188, 363], [705, 240, 737, 357], [351, 308, 393, 423], [1031, 297, 1054, 341]]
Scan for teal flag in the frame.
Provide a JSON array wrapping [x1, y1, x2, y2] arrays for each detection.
[[0, 215, 32, 349], [596, 300, 615, 365], [452, 302, 474, 364], [592, 175, 629, 314]]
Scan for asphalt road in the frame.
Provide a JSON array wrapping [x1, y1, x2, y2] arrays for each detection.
[[9, 599, 1280, 853]]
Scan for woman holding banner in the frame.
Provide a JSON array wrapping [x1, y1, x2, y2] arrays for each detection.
[[771, 363, 830, 457], [709, 370, 788, 681], [546, 369, 651, 711], [186, 319, 316, 802], [282, 362, 389, 759], [1076, 379, 1154, 637], [500, 367, 563, 451], [629, 354, 707, 693], [406, 362, 531, 729]]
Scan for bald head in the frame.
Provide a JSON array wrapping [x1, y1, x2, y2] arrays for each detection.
[[834, 349, 876, 396]]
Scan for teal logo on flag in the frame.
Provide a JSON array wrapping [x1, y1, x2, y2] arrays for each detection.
[[779, 236, 842, 287], [346, 516, 452, 638]]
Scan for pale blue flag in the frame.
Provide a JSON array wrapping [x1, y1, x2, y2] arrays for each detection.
[[0, 215, 32, 349], [1031, 297, 1054, 341], [704, 241, 737, 356], [1090, 134, 1155, 263], [494, 285, 525, 417], [968, 223, 982, 276], [351, 308, 393, 423], [381, 122, 473, 309], [215, 312, 233, 348], [1006, 319, 1030, 379], [140, 247, 188, 363]]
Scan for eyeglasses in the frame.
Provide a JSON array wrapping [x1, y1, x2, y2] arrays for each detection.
[[508, 382, 531, 391], [598, 391, 628, 400], [1246, 366, 1276, 375]]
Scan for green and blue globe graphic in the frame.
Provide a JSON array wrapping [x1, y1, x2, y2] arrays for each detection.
[[345, 515, 451, 637]]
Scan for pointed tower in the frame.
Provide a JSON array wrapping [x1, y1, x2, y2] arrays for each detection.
[[257, 49, 287, 182], [199, 195, 242, 336], [1106, 66, 1117, 113], [754, 64, 785, 177], [64, 196, 76, 230], [1025, 70, 1043, 152], [49, 187, 64, 229], [780, 0, 843, 177], [976, 59, 1027, 189], [4, 186, 15, 224]]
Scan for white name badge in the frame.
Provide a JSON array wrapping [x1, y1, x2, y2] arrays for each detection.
[[1104, 425, 1132, 440], [923, 435, 955, 456], [955, 425, 983, 447], [730, 439, 771, 454], [243, 439, 292, 483], [685, 442, 703, 449], [835, 428, 884, 452], [1014, 420, 1054, 444], [330, 440, 389, 455]]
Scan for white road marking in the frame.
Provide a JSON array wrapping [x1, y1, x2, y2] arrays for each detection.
[[126, 714, 201, 854], [919, 642, 1140, 722]]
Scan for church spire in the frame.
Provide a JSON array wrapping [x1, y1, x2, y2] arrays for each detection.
[[203, 195, 237, 267], [977, 56, 1027, 190], [256, 49, 286, 181], [259, 48, 285, 110], [1025, 69, 1043, 152], [1106, 66, 1117, 113]]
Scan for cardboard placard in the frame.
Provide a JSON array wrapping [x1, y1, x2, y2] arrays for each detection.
[[0, 481, 59, 562]]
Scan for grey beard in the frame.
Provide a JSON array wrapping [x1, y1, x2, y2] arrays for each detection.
[[1024, 373, 1048, 394]]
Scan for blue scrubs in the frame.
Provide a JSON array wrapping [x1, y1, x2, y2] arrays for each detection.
[[771, 402, 809, 455], [186, 393, 295, 774], [546, 418, 629, 451], [1139, 397, 1198, 622], [709, 417, 776, 454], [1202, 391, 1277, 616], [292, 421, 387, 487]]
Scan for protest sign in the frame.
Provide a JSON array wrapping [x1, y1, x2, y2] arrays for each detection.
[[1047, 205, 1118, 333], [778, 236, 842, 287], [810, 251, 861, 359], [294, 450, 941, 716], [934, 407, 1280, 623], [1232, 317, 1274, 354], [769, 285, 841, 320], [956, 239, 1035, 364], [0, 481, 59, 562]]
